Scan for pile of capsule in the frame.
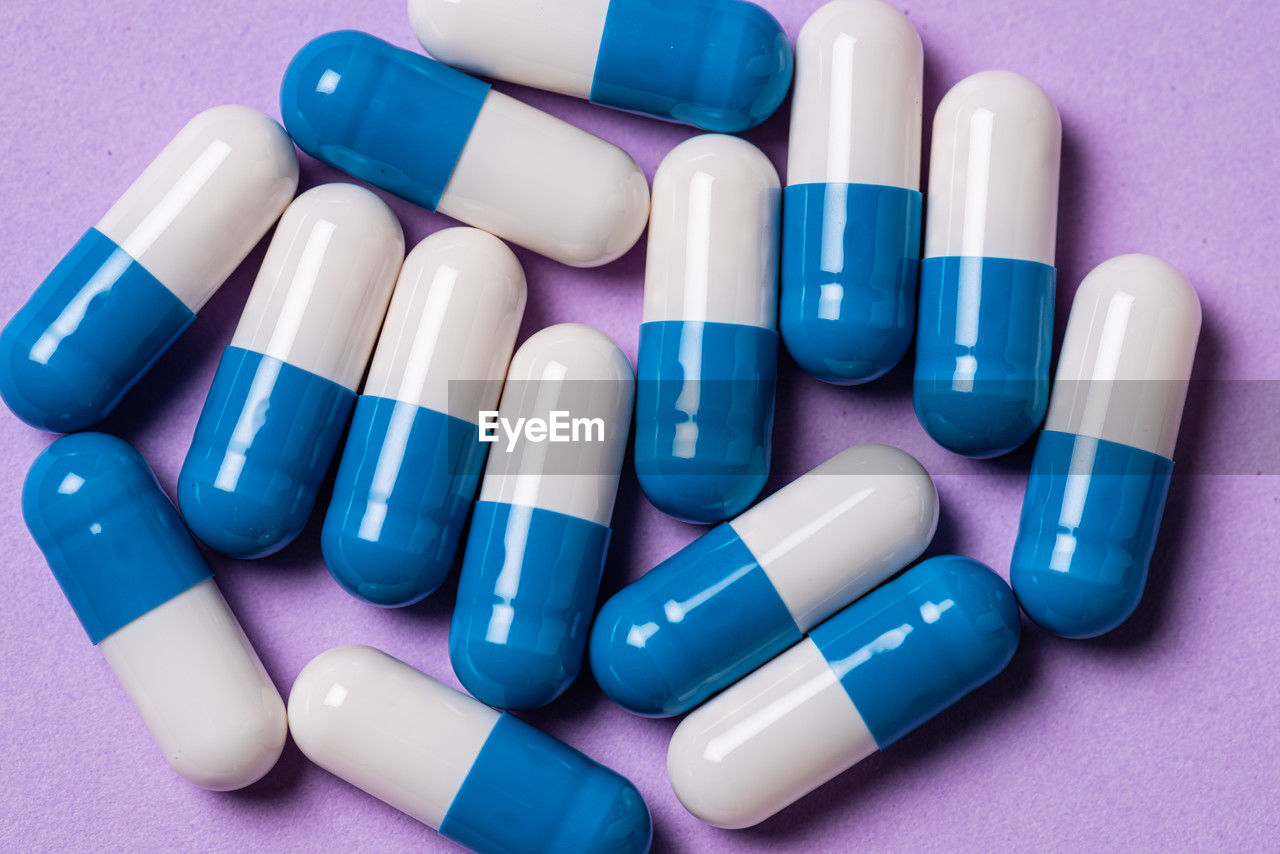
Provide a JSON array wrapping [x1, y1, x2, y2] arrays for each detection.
[[1, 0, 1202, 850]]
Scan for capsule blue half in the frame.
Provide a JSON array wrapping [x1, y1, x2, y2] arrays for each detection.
[[0, 107, 298, 432], [634, 321, 778, 523], [178, 185, 405, 559], [280, 30, 650, 268], [409, 0, 793, 132]]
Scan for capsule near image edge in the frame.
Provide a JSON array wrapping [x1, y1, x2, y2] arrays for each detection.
[[23, 433, 287, 790]]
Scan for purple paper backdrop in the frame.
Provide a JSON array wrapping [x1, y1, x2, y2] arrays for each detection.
[[1, 0, 1277, 851]]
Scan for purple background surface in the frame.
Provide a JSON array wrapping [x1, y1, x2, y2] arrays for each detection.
[[1, 0, 1277, 851]]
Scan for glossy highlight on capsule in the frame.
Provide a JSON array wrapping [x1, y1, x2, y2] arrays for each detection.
[[913, 71, 1062, 457], [23, 433, 286, 790], [1011, 254, 1201, 638], [179, 184, 404, 559], [322, 228, 526, 607], [450, 324, 635, 709], [635, 134, 781, 523], [281, 30, 650, 267], [0, 106, 298, 432], [592, 443, 938, 717], [409, 0, 793, 132], [289, 645, 652, 854], [781, 0, 924, 385], [668, 555, 1020, 828]]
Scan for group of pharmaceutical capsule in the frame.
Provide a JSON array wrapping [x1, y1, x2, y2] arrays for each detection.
[[0, 0, 1202, 850]]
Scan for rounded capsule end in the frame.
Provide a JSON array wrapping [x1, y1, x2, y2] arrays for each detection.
[[588, 593, 685, 718], [448, 624, 575, 711], [321, 525, 450, 608], [912, 385, 1044, 459], [635, 469, 765, 524]]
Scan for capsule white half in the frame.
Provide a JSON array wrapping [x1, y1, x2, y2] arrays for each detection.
[[452, 324, 636, 709], [1012, 254, 1201, 638], [0, 105, 299, 432], [289, 645, 652, 852], [179, 185, 405, 559], [592, 443, 939, 717], [321, 228, 528, 607]]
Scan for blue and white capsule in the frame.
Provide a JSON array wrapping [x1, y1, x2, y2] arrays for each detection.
[[636, 134, 781, 523], [668, 555, 1020, 828], [592, 443, 938, 717], [24, 433, 287, 790], [782, 0, 923, 385], [179, 184, 404, 559], [281, 30, 649, 268], [1011, 254, 1201, 638], [451, 324, 634, 709], [914, 71, 1062, 457], [322, 228, 527, 607], [408, 0, 792, 132], [289, 645, 652, 854], [0, 106, 298, 432]]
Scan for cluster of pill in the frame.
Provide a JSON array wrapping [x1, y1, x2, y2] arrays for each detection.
[[1, 0, 1202, 850]]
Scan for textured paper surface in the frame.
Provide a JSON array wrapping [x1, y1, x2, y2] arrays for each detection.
[[1, 0, 1277, 850]]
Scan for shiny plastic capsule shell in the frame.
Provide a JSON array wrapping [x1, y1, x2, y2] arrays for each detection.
[[636, 134, 781, 523], [450, 324, 635, 709], [288, 645, 652, 854], [281, 30, 650, 267], [179, 184, 404, 559], [0, 106, 298, 432], [781, 0, 924, 385], [322, 228, 527, 607], [668, 555, 1020, 828], [913, 71, 1062, 458], [1011, 254, 1201, 638], [592, 443, 938, 717], [408, 0, 793, 132], [23, 433, 286, 791]]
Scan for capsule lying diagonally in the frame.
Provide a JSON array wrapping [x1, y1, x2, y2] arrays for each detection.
[[322, 228, 526, 607], [0, 106, 298, 432], [289, 645, 652, 854], [281, 30, 650, 267], [592, 443, 938, 717], [913, 71, 1062, 458], [668, 555, 1020, 828], [782, 0, 924, 385], [23, 433, 286, 791], [408, 0, 793, 132], [180, 184, 404, 559], [1011, 254, 1201, 638]]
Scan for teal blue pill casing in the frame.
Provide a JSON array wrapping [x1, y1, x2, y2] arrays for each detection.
[[448, 324, 635, 710], [914, 70, 1062, 458], [781, 184, 922, 384], [178, 184, 405, 560], [1009, 253, 1201, 638], [811, 555, 1021, 748], [634, 321, 778, 523], [634, 134, 781, 524], [408, 0, 793, 132], [23, 432, 211, 644], [0, 107, 298, 433]]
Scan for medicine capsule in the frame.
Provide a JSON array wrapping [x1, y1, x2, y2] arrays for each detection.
[[281, 30, 650, 268], [450, 324, 634, 709], [322, 228, 527, 607], [23, 433, 287, 790], [592, 443, 937, 717], [179, 184, 404, 559], [668, 554, 1020, 828], [289, 645, 652, 854], [913, 71, 1062, 457], [408, 0, 792, 132], [1010, 254, 1201, 638], [0, 106, 298, 432], [635, 135, 780, 523], [781, 0, 923, 385]]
